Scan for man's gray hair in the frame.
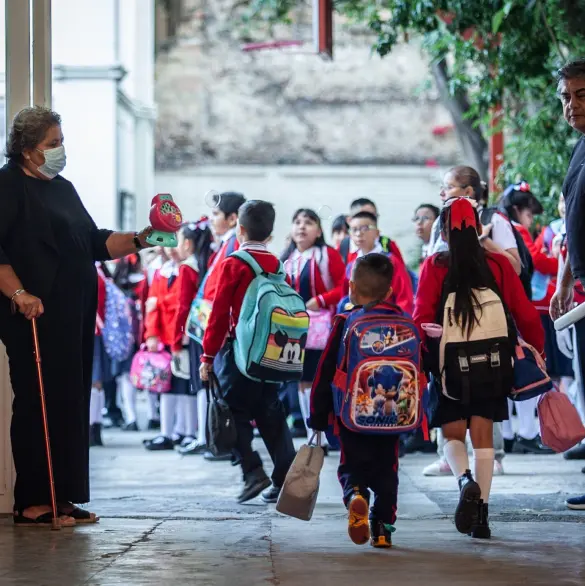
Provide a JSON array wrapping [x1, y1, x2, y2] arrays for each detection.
[[558, 59, 585, 83]]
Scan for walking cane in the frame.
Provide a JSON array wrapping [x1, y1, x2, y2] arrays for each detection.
[[31, 317, 60, 530]]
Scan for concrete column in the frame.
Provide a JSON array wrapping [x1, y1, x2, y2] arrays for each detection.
[[1, 0, 32, 514], [32, 0, 52, 107], [5, 0, 31, 122]]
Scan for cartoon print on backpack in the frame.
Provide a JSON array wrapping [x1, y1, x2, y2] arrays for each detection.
[[361, 324, 418, 356], [370, 368, 401, 418], [350, 363, 419, 430], [275, 330, 308, 365], [255, 307, 310, 379]]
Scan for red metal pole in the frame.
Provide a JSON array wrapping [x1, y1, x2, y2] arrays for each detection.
[[31, 318, 60, 530], [489, 105, 504, 196]]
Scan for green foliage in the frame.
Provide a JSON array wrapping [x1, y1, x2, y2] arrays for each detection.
[[241, 0, 585, 222]]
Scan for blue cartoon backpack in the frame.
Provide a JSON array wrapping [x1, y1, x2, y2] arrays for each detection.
[[231, 250, 309, 383], [102, 279, 135, 363], [332, 302, 426, 435]]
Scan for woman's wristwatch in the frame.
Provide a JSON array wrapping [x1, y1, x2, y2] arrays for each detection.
[[133, 232, 144, 250]]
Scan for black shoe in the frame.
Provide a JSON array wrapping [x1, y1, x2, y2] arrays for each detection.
[[469, 501, 491, 539], [370, 519, 394, 548], [103, 413, 124, 429], [513, 435, 555, 455], [148, 419, 161, 430], [89, 423, 104, 447], [504, 437, 516, 454], [455, 470, 481, 534], [144, 435, 174, 451], [178, 440, 207, 456], [582, 466, 585, 474], [238, 469, 271, 504], [564, 443, 585, 460], [261, 485, 281, 504], [121, 421, 139, 432], [403, 432, 436, 455], [204, 450, 232, 462], [172, 434, 185, 447], [179, 436, 196, 448]]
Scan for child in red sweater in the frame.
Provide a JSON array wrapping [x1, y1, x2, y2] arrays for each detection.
[[200, 201, 296, 504], [415, 198, 544, 539], [143, 231, 199, 452]]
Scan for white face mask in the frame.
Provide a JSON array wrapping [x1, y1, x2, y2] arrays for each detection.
[[36, 145, 66, 179]]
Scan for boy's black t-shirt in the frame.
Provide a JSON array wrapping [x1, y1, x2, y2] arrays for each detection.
[[563, 136, 585, 283]]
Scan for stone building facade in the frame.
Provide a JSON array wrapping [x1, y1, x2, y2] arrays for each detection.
[[154, 0, 460, 170]]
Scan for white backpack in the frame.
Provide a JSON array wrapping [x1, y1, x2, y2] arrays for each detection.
[[439, 288, 514, 404]]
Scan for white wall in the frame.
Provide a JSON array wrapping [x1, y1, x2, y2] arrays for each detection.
[[156, 164, 445, 264], [53, 80, 118, 228], [52, 0, 116, 66]]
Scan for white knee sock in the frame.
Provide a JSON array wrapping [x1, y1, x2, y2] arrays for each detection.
[[120, 374, 137, 425], [90, 388, 104, 425], [173, 398, 186, 438], [298, 385, 312, 434], [492, 423, 505, 462], [501, 399, 515, 440], [146, 392, 159, 422], [443, 440, 469, 479], [474, 448, 495, 502], [160, 394, 178, 438], [516, 397, 539, 440], [197, 389, 208, 444], [182, 395, 198, 438], [100, 388, 106, 417]]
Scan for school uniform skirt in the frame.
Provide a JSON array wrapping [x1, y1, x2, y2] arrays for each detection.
[[302, 349, 322, 382], [429, 378, 509, 428], [541, 314, 573, 378], [92, 335, 114, 386]]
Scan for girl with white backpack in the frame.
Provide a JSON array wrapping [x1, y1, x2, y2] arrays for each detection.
[[414, 198, 544, 539]]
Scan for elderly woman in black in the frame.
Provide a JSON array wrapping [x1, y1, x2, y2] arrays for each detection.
[[0, 106, 154, 526]]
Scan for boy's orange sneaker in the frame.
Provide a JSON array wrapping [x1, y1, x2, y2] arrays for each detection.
[[370, 520, 394, 549], [347, 494, 370, 545]]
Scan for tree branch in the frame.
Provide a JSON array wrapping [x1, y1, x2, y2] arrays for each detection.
[[431, 59, 488, 178]]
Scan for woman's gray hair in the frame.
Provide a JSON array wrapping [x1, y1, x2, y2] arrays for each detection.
[[5, 106, 61, 162]]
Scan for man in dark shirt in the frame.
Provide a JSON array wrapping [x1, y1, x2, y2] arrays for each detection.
[[550, 59, 585, 510], [551, 60, 585, 316]]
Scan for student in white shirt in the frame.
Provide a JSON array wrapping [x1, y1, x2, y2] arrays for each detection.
[[427, 166, 521, 274]]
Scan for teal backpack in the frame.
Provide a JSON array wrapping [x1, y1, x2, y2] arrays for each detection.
[[232, 250, 309, 383]]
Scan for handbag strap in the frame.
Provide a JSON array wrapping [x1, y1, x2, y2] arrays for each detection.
[[206, 371, 222, 402]]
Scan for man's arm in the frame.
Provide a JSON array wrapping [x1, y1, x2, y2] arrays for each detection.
[[550, 254, 575, 320]]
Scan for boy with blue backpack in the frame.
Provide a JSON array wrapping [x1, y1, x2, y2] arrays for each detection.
[[200, 200, 301, 504], [310, 254, 426, 548]]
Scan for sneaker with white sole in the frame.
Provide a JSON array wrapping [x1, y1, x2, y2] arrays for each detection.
[[493, 460, 504, 476], [422, 459, 452, 477], [566, 494, 585, 510]]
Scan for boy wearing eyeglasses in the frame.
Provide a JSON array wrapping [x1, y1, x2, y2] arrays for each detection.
[[341, 212, 414, 315]]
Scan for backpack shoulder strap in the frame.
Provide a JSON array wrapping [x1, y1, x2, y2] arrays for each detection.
[[380, 235, 392, 253], [340, 237, 350, 263], [480, 207, 496, 225], [231, 250, 285, 278]]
